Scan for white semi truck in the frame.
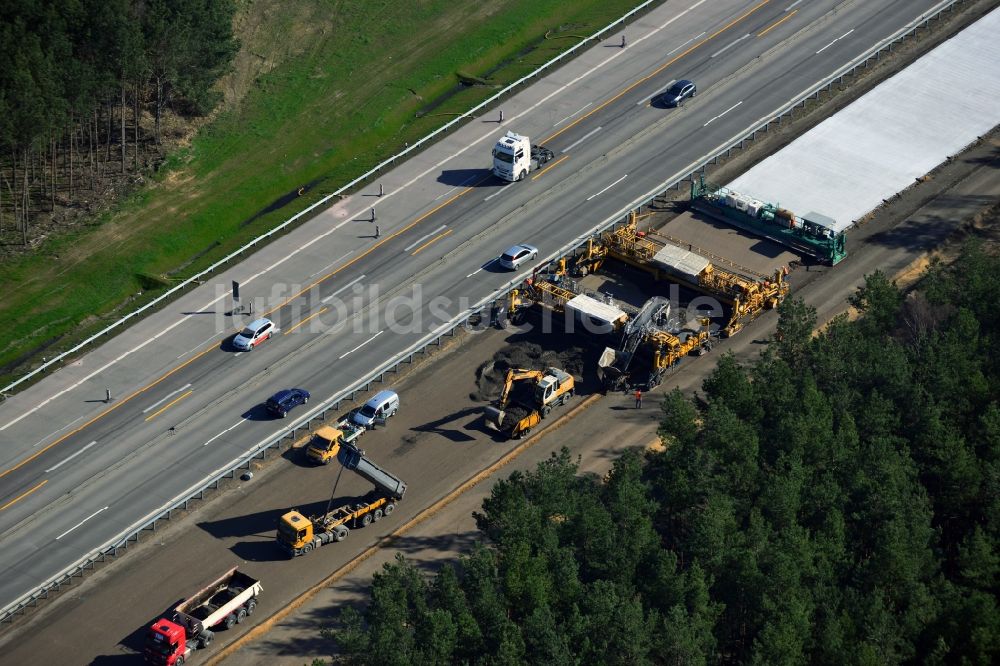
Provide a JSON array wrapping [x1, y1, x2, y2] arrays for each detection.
[[491, 131, 554, 182]]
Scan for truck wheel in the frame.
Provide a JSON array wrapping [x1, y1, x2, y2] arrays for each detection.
[[303, 541, 315, 554], [384, 503, 396, 516], [361, 513, 373, 527], [247, 599, 257, 616], [542, 405, 552, 418], [372, 508, 384, 522], [334, 526, 349, 541], [201, 631, 214, 647], [177, 655, 186, 665], [225, 613, 237, 630], [517, 171, 526, 181], [237, 608, 248, 624]]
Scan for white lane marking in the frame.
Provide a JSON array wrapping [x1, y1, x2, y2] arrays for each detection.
[[178, 332, 225, 359], [141, 384, 193, 414], [0, 0, 715, 435], [322, 275, 367, 303], [640, 80, 673, 105], [466, 267, 485, 278], [434, 175, 480, 201], [45, 441, 97, 473], [233, 352, 243, 358], [703, 101, 744, 126], [711, 33, 751, 58], [55, 506, 109, 540], [339, 330, 384, 360], [785, 0, 803, 10], [553, 102, 593, 127], [484, 189, 507, 202], [586, 175, 628, 201], [562, 126, 603, 153], [666, 33, 703, 58], [203, 419, 246, 447], [310, 250, 355, 278], [33, 414, 88, 449], [403, 225, 447, 252], [816, 28, 854, 54]]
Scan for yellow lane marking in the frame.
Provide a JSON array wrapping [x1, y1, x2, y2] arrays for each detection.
[[283, 307, 328, 335], [0, 480, 48, 513], [0, 346, 216, 481], [531, 155, 570, 181], [144, 390, 193, 422], [411, 228, 454, 256], [758, 9, 796, 38], [541, 0, 773, 144]]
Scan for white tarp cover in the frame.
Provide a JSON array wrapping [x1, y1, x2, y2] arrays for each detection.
[[651, 243, 711, 281], [565, 294, 626, 327], [727, 8, 1000, 233]]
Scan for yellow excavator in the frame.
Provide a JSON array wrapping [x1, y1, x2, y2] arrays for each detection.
[[484, 367, 575, 439]]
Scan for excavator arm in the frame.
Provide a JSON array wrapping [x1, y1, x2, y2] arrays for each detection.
[[485, 368, 542, 432]]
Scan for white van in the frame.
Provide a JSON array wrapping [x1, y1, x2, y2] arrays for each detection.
[[351, 390, 399, 429]]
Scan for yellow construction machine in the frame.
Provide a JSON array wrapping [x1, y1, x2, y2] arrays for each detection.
[[600, 212, 788, 336], [484, 367, 575, 439]]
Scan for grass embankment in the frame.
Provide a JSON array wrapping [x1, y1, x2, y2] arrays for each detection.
[[0, 0, 649, 386]]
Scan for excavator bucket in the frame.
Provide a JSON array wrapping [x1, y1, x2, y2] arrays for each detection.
[[484, 406, 505, 431]]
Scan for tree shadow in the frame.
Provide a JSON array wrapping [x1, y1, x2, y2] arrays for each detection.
[[437, 168, 494, 186]]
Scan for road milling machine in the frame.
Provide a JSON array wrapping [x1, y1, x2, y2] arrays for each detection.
[[601, 211, 788, 337], [484, 367, 575, 439], [277, 442, 406, 556]]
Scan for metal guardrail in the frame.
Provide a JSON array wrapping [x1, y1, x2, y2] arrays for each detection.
[[0, 0, 659, 397], [0, 0, 969, 624]]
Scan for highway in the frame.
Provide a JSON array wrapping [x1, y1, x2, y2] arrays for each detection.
[[0, 0, 955, 617]]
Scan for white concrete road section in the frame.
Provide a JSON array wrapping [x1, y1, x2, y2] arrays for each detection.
[[727, 6, 1000, 230]]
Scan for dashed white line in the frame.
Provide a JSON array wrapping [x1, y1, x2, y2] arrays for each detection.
[[711, 33, 751, 58], [666, 33, 704, 58], [816, 28, 854, 54], [55, 505, 109, 540], [142, 384, 193, 414], [553, 102, 593, 127], [203, 419, 246, 447], [310, 250, 355, 278], [466, 267, 485, 278], [586, 175, 628, 201], [562, 126, 603, 153], [484, 189, 507, 202], [403, 225, 447, 252], [45, 441, 97, 473], [640, 80, 673, 104], [177, 333, 225, 359], [32, 414, 88, 449], [323, 275, 367, 303], [703, 101, 743, 126], [785, 0, 803, 10], [339, 330, 384, 359]]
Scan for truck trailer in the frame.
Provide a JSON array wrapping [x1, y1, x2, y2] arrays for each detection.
[[278, 443, 407, 556], [491, 131, 554, 182], [145, 567, 262, 665]]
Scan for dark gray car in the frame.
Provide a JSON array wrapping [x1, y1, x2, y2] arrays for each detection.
[[660, 79, 697, 107]]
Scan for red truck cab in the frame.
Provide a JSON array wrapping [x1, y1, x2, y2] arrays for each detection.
[[145, 618, 191, 665]]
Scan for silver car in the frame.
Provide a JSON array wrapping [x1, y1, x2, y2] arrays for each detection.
[[498, 244, 538, 270]]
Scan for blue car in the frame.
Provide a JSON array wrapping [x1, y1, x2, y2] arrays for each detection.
[[266, 388, 310, 418], [659, 79, 697, 107]]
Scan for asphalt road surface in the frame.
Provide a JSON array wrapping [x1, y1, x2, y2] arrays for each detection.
[[0, 0, 964, 623], [0, 121, 996, 666]]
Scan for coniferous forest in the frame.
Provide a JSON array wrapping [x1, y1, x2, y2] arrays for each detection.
[[0, 0, 237, 239], [330, 244, 1000, 665]]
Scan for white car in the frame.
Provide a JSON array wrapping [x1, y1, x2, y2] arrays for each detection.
[[498, 244, 538, 270], [233, 317, 275, 351]]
